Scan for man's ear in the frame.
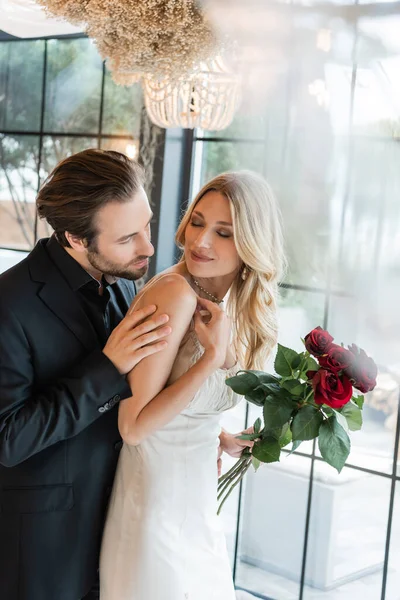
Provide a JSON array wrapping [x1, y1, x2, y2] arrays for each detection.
[[65, 231, 88, 253]]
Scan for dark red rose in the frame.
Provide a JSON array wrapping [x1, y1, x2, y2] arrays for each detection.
[[311, 369, 353, 409], [318, 344, 354, 373], [344, 344, 378, 393], [304, 327, 334, 357]]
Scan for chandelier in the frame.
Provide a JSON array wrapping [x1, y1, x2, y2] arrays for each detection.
[[141, 58, 241, 131]]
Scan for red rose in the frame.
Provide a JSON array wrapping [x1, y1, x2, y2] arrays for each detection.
[[318, 344, 354, 373], [345, 344, 377, 393], [304, 327, 334, 357], [311, 369, 353, 409]]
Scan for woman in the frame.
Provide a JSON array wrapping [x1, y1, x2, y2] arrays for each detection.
[[100, 170, 285, 599]]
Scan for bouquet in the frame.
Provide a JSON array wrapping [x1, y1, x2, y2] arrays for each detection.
[[218, 327, 378, 514]]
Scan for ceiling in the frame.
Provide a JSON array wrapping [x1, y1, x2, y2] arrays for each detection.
[[0, 0, 82, 39]]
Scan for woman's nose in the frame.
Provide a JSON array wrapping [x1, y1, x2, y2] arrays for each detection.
[[195, 229, 212, 248]]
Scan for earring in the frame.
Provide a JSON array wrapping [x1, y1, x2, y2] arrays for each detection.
[[241, 267, 248, 281]]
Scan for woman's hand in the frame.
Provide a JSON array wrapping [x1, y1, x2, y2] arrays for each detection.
[[219, 427, 255, 458], [194, 297, 231, 368]]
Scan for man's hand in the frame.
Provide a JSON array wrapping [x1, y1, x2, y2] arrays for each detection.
[[103, 304, 171, 375], [219, 427, 255, 459]]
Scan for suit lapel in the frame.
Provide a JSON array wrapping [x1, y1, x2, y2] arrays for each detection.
[[28, 240, 98, 351]]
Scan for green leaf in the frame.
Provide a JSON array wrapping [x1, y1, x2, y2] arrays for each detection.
[[263, 395, 294, 430], [279, 423, 292, 448], [291, 405, 323, 441], [305, 356, 319, 372], [258, 382, 282, 396], [318, 417, 351, 473], [236, 433, 259, 441], [341, 402, 363, 431], [274, 344, 301, 377], [281, 379, 308, 396], [254, 417, 262, 435], [226, 372, 260, 395], [353, 395, 364, 409], [332, 409, 349, 433], [292, 355, 302, 370], [252, 456, 261, 471], [250, 371, 281, 385], [244, 387, 267, 407], [252, 436, 281, 463], [263, 426, 284, 440], [290, 440, 303, 453]]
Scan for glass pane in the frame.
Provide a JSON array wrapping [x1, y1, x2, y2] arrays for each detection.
[[332, 136, 400, 294], [44, 39, 103, 134], [0, 248, 28, 274], [100, 137, 139, 161], [385, 480, 400, 598], [199, 141, 265, 184], [0, 41, 44, 132], [0, 134, 39, 250], [234, 454, 312, 599], [102, 71, 142, 137], [326, 290, 400, 475], [302, 466, 390, 599], [40, 136, 98, 177], [278, 288, 325, 353], [201, 111, 267, 141]]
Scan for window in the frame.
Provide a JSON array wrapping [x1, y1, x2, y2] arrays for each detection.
[[189, 12, 400, 600], [0, 36, 143, 273]]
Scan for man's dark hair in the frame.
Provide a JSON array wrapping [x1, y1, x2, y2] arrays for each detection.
[[36, 149, 145, 247]]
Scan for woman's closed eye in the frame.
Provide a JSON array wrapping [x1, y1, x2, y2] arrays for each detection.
[[190, 220, 231, 238]]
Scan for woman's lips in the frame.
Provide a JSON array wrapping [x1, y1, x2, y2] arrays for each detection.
[[190, 251, 213, 263]]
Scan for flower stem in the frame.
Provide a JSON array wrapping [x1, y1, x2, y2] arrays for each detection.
[[304, 389, 314, 403], [217, 459, 252, 515], [218, 456, 247, 484], [217, 459, 250, 501]]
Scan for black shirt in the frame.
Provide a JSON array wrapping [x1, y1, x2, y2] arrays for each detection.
[[45, 236, 130, 347]]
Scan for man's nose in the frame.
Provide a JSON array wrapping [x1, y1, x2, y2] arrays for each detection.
[[138, 233, 154, 257]]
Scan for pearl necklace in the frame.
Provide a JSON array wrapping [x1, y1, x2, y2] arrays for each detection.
[[191, 277, 223, 304]]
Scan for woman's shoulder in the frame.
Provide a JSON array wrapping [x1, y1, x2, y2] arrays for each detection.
[[134, 271, 197, 311], [149, 271, 195, 295]]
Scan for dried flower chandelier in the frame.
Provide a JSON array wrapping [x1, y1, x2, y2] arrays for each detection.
[[38, 0, 241, 131]]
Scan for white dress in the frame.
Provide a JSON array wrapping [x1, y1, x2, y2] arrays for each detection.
[[99, 318, 241, 600]]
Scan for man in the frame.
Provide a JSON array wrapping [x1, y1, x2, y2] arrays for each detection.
[[0, 149, 249, 600]]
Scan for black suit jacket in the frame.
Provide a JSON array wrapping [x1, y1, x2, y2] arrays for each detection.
[[0, 239, 136, 600]]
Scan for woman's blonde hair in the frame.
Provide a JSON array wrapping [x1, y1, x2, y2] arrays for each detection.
[[176, 170, 286, 370]]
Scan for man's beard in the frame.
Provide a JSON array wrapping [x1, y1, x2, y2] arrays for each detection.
[[87, 247, 149, 281]]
